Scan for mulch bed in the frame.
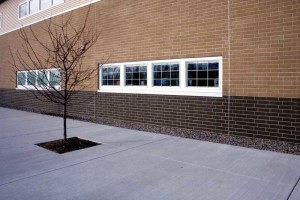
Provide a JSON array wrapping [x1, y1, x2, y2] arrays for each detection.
[[36, 137, 100, 154]]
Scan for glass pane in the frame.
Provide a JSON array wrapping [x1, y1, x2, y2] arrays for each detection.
[[208, 70, 218, 78], [154, 80, 161, 86], [114, 80, 120, 85], [162, 79, 170, 86], [153, 65, 161, 71], [17, 72, 26, 86], [107, 80, 113, 85], [171, 72, 179, 79], [126, 73, 132, 79], [162, 72, 170, 79], [52, 0, 64, 5], [38, 71, 48, 86], [108, 72, 113, 79], [102, 73, 108, 79], [162, 65, 170, 71], [197, 63, 208, 70], [140, 80, 147, 86], [208, 79, 219, 87], [140, 72, 147, 79], [140, 66, 147, 72], [198, 71, 207, 79], [133, 66, 139, 73], [102, 68, 107, 73], [188, 71, 196, 79], [133, 80, 139, 85], [171, 79, 179, 86], [19, 3, 27, 18], [40, 0, 50, 10], [208, 62, 219, 70], [126, 67, 132, 72], [197, 79, 207, 87], [102, 80, 107, 85], [113, 73, 120, 79], [114, 67, 120, 73], [188, 63, 196, 70], [28, 71, 36, 86], [50, 70, 60, 86], [154, 72, 161, 79], [29, 0, 38, 14], [108, 67, 114, 73], [171, 64, 179, 71], [188, 79, 197, 86], [132, 73, 139, 79], [126, 80, 132, 85]]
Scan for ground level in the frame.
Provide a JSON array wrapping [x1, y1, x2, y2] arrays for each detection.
[[0, 107, 300, 200]]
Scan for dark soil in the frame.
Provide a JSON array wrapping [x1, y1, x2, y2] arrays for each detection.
[[36, 137, 100, 154]]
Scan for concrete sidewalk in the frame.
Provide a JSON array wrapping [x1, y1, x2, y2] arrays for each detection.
[[0, 107, 300, 200]]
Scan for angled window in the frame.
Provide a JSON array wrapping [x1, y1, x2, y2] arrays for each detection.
[[0, 13, 2, 29], [125, 65, 147, 86], [29, 0, 39, 15], [52, 0, 64, 6], [39, 0, 50, 10], [19, 2, 28, 18], [102, 66, 120, 86]]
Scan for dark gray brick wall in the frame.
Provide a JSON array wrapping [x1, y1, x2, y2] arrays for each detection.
[[1, 89, 299, 144]]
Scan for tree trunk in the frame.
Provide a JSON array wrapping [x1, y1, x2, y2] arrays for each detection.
[[63, 103, 67, 141]]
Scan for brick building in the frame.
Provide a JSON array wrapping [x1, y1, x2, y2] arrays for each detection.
[[0, 0, 299, 151]]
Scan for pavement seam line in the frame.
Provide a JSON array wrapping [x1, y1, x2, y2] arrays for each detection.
[[0, 137, 169, 187], [287, 176, 300, 200]]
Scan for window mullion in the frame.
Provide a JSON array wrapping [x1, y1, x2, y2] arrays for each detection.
[[120, 64, 125, 88]]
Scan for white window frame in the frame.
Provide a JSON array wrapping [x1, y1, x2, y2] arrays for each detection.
[[16, 68, 61, 90], [98, 56, 222, 97], [18, 0, 64, 20]]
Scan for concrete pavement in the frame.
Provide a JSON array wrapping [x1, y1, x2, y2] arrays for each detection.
[[0, 107, 300, 200]]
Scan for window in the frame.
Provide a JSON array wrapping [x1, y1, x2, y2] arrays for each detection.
[[27, 71, 37, 85], [16, 68, 60, 89], [52, 0, 64, 5], [39, 0, 50, 10], [38, 71, 47, 86], [153, 63, 179, 86], [18, 0, 64, 19], [0, 13, 2, 29], [49, 69, 60, 86], [102, 66, 120, 86], [187, 62, 219, 87], [29, 0, 39, 14], [125, 65, 147, 86], [17, 72, 26, 86], [99, 57, 222, 97], [19, 2, 28, 18]]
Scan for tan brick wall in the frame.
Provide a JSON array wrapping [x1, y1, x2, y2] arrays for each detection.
[[0, 0, 299, 97], [229, 0, 300, 98]]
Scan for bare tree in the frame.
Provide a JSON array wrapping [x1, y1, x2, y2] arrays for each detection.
[[9, 6, 103, 141]]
